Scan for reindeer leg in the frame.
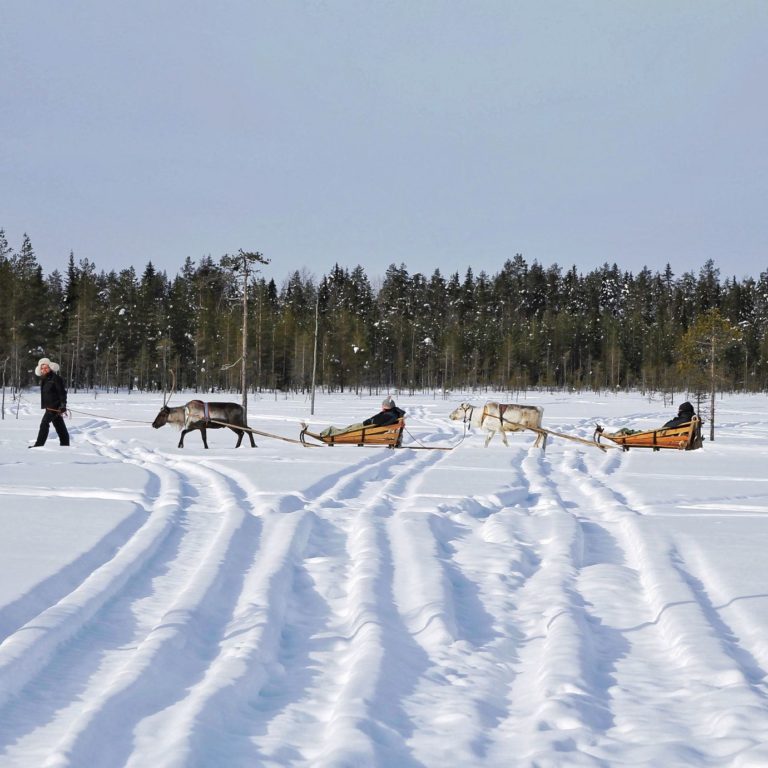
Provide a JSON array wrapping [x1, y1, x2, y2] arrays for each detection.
[[178, 429, 187, 448], [229, 426, 255, 447], [484, 430, 493, 447], [200, 427, 209, 449], [501, 429, 509, 447]]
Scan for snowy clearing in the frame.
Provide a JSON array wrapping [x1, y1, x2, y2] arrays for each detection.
[[1, 390, 768, 767]]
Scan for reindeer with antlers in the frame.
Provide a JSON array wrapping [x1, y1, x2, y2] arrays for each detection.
[[151, 374, 255, 449]]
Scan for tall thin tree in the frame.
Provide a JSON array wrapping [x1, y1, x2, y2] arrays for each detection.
[[221, 249, 270, 412], [679, 308, 742, 442]]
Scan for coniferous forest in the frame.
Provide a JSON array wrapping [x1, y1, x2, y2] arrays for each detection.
[[2, 229, 767, 399]]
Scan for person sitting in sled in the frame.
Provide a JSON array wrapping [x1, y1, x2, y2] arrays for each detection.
[[613, 401, 696, 436], [661, 401, 696, 429], [320, 396, 406, 438]]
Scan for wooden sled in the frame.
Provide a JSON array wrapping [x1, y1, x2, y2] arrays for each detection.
[[593, 416, 703, 452], [299, 419, 406, 448]]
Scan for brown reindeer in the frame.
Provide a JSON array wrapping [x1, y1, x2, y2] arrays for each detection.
[[152, 400, 256, 448]]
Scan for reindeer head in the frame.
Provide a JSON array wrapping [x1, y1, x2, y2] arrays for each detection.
[[448, 403, 472, 421], [152, 369, 177, 429], [152, 406, 171, 429]]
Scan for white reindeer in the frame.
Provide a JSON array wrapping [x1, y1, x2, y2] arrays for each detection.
[[449, 401, 546, 448]]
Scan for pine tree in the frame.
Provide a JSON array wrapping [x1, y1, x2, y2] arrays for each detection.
[[679, 308, 742, 441], [220, 249, 269, 410]]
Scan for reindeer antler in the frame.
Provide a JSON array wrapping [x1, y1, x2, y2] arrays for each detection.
[[163, 369, 176, 407]]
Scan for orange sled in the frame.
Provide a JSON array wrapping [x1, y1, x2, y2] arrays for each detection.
[[593, 416, 703, 452], [299, 419, 406, 448]]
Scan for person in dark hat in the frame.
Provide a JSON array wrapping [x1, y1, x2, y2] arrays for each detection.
[[362, 396, 405, 428], [662, 401, 696, 429], [30, 357, 70, 447], [320, 396, 406, 437]]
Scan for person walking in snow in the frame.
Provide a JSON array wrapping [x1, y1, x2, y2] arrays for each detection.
[[31, 357, 70, 447]]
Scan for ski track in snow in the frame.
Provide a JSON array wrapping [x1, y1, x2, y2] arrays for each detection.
[[2, 405, 768, 766], [541, 444, 768, 766], [0, 423, 269, 767]]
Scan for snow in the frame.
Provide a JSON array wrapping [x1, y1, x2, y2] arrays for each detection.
[[1, 389, 768, 767]]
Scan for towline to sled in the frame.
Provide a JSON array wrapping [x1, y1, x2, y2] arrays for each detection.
[[192, 416, 617, 452], [298, 418, 614, 452], [150, 414, 701, 453], [156, 415, 545, 452]]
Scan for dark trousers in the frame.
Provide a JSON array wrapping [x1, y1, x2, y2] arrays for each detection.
[[35, 410, 70, 446]]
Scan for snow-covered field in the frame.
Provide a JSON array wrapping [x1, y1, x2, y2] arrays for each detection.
[[1, 389, 768, 767]]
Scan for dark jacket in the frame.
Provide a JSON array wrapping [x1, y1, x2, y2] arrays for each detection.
[[662, 402, 694, 429], [662, 414, 694, 429], [40, 371, 67, 411], [363, 406, 405, 427]]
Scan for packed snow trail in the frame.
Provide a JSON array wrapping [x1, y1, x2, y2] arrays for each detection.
[[563, 447, 768, 765], [0, 427, 267, 767]]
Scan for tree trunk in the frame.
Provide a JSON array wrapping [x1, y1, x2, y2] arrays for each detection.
[[709, 335, 716, 442]]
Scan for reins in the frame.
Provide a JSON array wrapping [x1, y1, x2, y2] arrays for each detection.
[[16, 394, 146, 424], [401, 424, 467, 451], [66, 407, 150, 424]]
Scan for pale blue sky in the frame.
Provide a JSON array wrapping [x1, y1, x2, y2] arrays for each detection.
[[2, 1, 767, 283]]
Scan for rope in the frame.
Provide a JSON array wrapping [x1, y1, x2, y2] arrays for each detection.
[[528, 424, 613, 451], [54, 405, 314, 446], [512, 422, 614, 451], [67, 407, 150, 424], [401, 424, 467, 451], [205, 418, 318, 446], [69, 405, 318, 447]]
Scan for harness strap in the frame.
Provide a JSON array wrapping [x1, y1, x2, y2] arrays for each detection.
[[483, 405, 516, 428], [185, 400, 210, 428]]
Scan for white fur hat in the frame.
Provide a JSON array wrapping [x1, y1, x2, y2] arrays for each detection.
[[381, 396, 396, 409], [35, 358, 60, 376]]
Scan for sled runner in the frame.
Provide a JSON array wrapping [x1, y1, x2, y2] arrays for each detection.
[[299, 418, 406, 448], [593, 416, 703, 452]]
